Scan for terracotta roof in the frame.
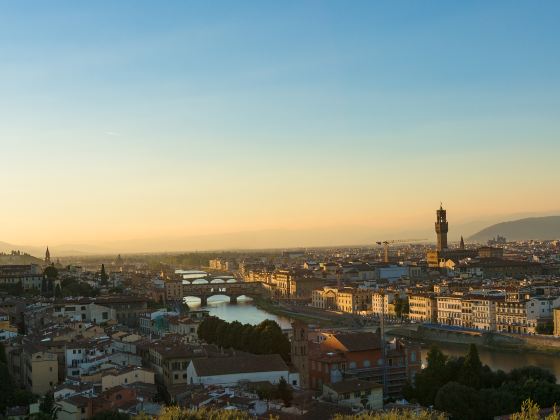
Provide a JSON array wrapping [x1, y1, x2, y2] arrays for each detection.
[[191, 354, 287, 377], [325, 379, 382, 394], [329, 332, 380, 352]]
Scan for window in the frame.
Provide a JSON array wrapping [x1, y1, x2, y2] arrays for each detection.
[[363, 360, 371, 368], [349, 362, 356, 369]]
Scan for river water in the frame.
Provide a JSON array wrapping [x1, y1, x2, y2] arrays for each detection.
[[185, 295, 292, 329], [186, 297, 560, 379]]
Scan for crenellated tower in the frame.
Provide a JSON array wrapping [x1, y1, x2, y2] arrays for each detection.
[[435, 204, 448, 251]]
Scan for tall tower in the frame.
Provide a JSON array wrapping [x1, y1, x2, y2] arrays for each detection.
[[45, 247, 51, 264], [460, 236, 465, 250], [435, 204, 448, 251], [291, 320, 309, 389]]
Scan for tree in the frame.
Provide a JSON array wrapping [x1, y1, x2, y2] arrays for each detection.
[[91, 411, 130, 420], [40, 392, 54, 414], [44, 266, 58, 280], [458, 344, 483, 389], [100, 264, 109, 285], [434, 382, 483, 420], [277, 377, 293, 407]]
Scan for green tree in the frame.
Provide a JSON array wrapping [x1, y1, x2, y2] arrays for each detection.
[[44, 266, 58, 280], [277, 377, 293, 407], [458, 344, 483, 389], [100, 264, 109, 285], [39, 392, 54, 416], [434, 382, 482, 420], [90, 411, 130, 420]]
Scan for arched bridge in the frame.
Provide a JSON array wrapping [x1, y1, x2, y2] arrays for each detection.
[[181, 281, 265, 306]]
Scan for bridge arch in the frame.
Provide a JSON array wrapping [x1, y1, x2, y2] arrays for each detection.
[[210, 278, 225, 284], [192, 278, 209, 284]]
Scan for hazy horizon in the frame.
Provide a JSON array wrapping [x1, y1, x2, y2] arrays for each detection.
[[2, 1, 560, 249]]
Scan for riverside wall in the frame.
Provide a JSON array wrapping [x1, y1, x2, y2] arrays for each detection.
[[387, 324, 560, 352]]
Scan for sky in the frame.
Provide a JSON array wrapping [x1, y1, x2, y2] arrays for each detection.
[[1, 1, 559, 250]]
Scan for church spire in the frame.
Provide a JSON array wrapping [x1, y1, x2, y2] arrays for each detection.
[[460, 236, 465, 250], [45, 247, 51, 264]]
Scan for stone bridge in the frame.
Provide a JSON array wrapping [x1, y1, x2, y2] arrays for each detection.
[[181, 281, 265, 305]]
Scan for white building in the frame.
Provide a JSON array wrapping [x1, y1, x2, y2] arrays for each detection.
[[187, 354, 293, 387], [322, 379, 383, 410]]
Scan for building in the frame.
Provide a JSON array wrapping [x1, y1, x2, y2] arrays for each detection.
[[408, 293, 437, 323], [288, 277, 325, 301], [0, 264, 44, 291], [305, 331, 421, 397], [311, 287, 338, 310], [435, 204, 448, 251], [322, 379, 383, 410], [335, 288, 371, 314], [95, 296, 148, 328], [436, 295, 463, 327], [101, 367, 155, 391], [496, 298, 531, 334], [22, 344, 59, 395], [53, 300, 115, 324], [554, 308, 560, 337], [187, 354, 291, 386], [371, 292, 404, 319], [478, 247, 504, 259], [470, 296, 501, 331]]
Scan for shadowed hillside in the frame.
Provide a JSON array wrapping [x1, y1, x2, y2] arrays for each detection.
[[469, 216, 560, 242]]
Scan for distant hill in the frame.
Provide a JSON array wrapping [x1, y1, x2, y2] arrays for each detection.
[[0, 253, 43, 265], [468, 216, 560, 242]]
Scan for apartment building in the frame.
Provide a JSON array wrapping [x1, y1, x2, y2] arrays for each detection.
[[469, 296, 501, 331], [436, 296, 463, 327], [408, 293, 437, 323], [335, 288, 371, 314]]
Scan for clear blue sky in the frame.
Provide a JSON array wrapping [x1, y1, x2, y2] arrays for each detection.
[[1, 1, 559, 246]]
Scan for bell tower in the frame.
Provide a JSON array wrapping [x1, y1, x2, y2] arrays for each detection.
[[435, 204, 448, 251]]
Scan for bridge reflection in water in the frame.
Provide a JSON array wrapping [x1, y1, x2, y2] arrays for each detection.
[[181, 281, 265, 306]]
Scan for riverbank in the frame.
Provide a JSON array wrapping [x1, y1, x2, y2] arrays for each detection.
[[252, 297, 350, 327], [387, 324, 560, 356]]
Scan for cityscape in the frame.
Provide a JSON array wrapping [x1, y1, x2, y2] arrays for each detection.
[[2, 2, 560, 420]]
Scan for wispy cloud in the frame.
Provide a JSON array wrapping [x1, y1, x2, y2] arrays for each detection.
[[105, 131, 121, 137]]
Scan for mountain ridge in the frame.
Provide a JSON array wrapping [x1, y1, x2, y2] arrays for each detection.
[[468, 216, 560, 242]]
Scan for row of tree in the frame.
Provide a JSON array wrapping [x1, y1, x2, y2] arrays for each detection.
[[197, 317, 290, 361], [404, 344, 560, 419]]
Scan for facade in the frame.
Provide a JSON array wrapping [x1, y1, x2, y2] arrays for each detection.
[[408, 294, 437, 323], [436, 296, 463, 327], [303, 331, 421, 397], [311, 287, 338, 310], [0, 264, 44, 291], [371, 292, 401, 318], [496, 300, 531, 334], [554, 308, 560, 337], [53, 301, 115, 324], [101, 367, 154, 391], [470, 297, 500, 331], [187, 354, 290, 386], [322, 379, 383, 410], [435, 205, 448, 251], [335, 288, 371, 314], [23, 346, 59, 395]]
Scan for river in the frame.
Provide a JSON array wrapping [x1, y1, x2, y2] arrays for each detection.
[[186, 298, 560, 378], [185, 295, 292, 329]]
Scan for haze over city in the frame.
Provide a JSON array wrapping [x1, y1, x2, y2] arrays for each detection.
[[2, 1, 560, 252]]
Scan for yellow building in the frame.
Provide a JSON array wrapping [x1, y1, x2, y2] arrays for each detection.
[[554, 308, 560, 337], [101, 366, 154, 391], [408, 293, 437, 323], [23, 346, 58, 395], [335, 288, 371, 314]]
